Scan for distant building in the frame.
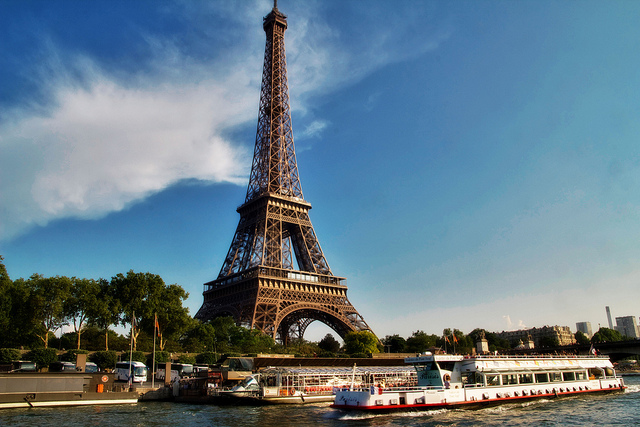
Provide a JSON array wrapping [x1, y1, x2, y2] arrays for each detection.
[[498, 326, 575, 347], [576, 321, 593, 338], [606, 306, 614, 329], [615, 316, 640, 338]]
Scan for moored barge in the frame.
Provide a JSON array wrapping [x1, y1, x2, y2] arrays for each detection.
[[0, 372, 139, 410]]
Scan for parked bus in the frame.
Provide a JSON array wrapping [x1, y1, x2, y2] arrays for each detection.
[[114, 361, 148, 383], [49, 361, 76, 372], [11, 361, 37, 372], [156, 363, 194, 382], [84, 362, 99, 373]]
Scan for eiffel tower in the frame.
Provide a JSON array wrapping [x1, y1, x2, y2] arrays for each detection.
[[195, 2, 372, 343]]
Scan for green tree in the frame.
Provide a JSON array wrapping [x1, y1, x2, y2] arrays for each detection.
[[382, 334, 407, 353], [575, 331, 590, 345], [122, 351, 146, 363], [111, 271, 190, 352], [406, 330, 437, 353], [0, 348, 21, 363], [0, 258, 34, 348], [110, 271, 163, 351], [592, 327, 624, 343], [146, 350, 170, 368], [89, 278, 121, 351], [27, 275, 72, 348], [90, 351, 117, 371], [287, 338, 321, 357], [178, 354, 196, 365], [318, 333, 341, 354], [468, 329, 510, 352], [196, 352, 219, 365], [0, 256, 13, 347], [181, 320, 216, 353], [145, 283, 191, 351], [231, 327, 276, 354], [209, 316, 238, 354], [343, 331, 379, 356], [539, 335, 560, 348], [65, 277, 101, 350], [25, 348, 58, 370], [451, 329, 472, 354]]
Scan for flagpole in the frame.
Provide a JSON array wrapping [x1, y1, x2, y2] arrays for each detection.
[[128, 310, 134, 388], [152, 313, 157, 388]]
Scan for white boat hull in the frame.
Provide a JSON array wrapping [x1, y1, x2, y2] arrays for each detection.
[[333, 378, 625, 412]]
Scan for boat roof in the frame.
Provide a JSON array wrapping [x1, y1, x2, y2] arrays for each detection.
[[405, 353, 613, 370], [257, 366, 414, 376]]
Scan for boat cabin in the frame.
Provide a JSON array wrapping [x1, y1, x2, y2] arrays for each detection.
[[406, 352, 619, 391]]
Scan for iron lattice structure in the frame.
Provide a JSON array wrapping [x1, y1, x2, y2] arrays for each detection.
[[195, 4, 371, 343]]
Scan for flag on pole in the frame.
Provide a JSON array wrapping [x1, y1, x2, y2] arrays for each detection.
[[155, 313, 161, 337], [444, 336, 450, 344], [453, 334, 458, 344]]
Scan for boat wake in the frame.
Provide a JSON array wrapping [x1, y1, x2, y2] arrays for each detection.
[[479, 398, 552, 414], [624, 384, 640, 393], [326, 408, 448, 421]]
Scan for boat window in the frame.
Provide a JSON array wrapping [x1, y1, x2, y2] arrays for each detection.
[[439, 362, 456, 371], [463, 372, 483, 386], [486, 374, 500, 386], [535, 373, 549, 383], [588, 368, 602, 379], [549, 372, 562, 382], [562, 372, 575, 381], [575, 371, 587, 381], [502, 374, 518, 385], [518, 373, 533, 384]]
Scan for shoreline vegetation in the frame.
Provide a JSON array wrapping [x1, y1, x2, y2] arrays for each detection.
[[1, 256, 638, 372]]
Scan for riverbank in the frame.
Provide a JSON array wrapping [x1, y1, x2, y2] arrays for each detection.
[[1, 377, 638, 427]]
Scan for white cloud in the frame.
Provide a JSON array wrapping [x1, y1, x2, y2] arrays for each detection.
[[0, 2, 450, 241], [0, 64, 254, 240]]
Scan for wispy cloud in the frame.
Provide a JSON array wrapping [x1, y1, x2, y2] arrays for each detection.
[[297, 120, 329, 140]]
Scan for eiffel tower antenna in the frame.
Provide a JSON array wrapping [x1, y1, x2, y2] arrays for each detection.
[[196, 3, 372, 344]]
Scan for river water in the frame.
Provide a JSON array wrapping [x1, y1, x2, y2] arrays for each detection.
[[2, 376, 639, 426]]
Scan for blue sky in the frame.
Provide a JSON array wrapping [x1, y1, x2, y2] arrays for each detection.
[[1, 0, 639, 341]]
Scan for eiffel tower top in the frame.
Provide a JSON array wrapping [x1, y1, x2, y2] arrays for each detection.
[[264, 0, 287, 28], [245, 0, 302, 205]]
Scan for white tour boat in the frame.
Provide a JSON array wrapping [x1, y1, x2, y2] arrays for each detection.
[[331, 352, 626, 412], [221, 365, 416, 404]]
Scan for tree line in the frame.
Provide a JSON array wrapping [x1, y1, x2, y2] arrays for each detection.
[[381, 326, 631, 355], [0, 256, 380, 359], [0, 256, 192, 352]]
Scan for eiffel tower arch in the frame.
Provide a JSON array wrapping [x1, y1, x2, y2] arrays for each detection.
[[195, 3, 372, 344]]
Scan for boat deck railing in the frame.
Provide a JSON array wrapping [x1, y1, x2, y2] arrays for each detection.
[[462, 354, 606, 359], [412, 354, 608, 360], [341, 385, 447, 393]]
